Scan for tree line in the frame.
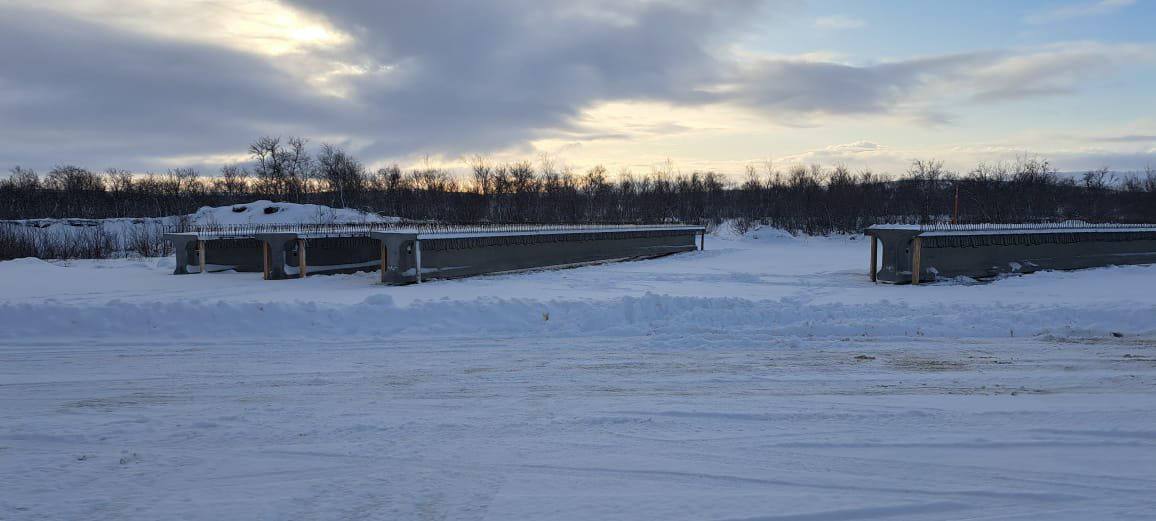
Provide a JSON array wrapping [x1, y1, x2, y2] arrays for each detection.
[[3, 137, 1156, 234]]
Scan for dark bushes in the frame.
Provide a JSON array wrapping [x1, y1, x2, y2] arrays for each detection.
[[0, 221, 171, 261], [2, 138, 1154, 238]]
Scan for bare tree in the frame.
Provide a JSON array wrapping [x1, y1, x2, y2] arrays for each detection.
[[106, 168, 134, 195], [316, 144, 365, 207], [45, 165, 102, 192], [467, 155, 493, 196], [216, 164, 249, 196], [9, 166, 40, 190]]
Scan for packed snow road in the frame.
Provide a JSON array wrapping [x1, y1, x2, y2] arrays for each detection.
[[2, 336, 1156, 520], [2, 229, 1156, 519]]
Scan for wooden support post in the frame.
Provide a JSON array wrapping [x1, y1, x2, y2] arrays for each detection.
[[297, 239, 307, 278], [380, 243, 387, 284], [700, 230, 705, 250], [414, 239, 423, 284], [262, 242, 270, 280], [869, 237, 877, 283], [911, 237, 922, 285], [198, 240, 206, 274]]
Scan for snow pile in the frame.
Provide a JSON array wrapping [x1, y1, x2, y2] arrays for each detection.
[[712, 220, 798, 242], [190, 200, 398, 225]]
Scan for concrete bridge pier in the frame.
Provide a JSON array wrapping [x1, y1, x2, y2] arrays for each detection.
[[255, 232, 299, 280], [864, 227, 923, 284], [163, 232, 200, 275], [370, 232, 420, 285]]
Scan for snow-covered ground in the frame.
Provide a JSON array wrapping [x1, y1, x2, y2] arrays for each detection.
[[2, 228, 1156, 519]]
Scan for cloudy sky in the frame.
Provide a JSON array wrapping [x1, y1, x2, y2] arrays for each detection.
[[2, 0, 1155, 177]]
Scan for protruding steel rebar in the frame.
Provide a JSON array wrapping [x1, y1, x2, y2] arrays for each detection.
[[167, 222, 705, 240]]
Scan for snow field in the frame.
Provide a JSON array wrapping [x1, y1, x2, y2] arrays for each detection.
[[2, 336, 1155, 520], [2, 225, 1156, 519]]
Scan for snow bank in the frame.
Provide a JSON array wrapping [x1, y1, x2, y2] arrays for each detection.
[[1, 293, 1151, 341], [712, 221, 798, 242], [189, 200, 397, 225], [5, 201, 397, 228]]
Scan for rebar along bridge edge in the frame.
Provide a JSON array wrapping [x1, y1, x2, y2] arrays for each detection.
[[869, 222, 1156, 234], [169, 222, 706, 240]]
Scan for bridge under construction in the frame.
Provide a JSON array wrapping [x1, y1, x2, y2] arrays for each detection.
[[867, 223, 1156, 284], [165, 223, 705, 284]]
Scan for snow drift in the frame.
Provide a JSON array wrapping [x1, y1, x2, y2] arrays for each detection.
[[1, 293, 1152, 341]]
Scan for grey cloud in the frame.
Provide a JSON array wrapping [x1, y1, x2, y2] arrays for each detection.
[[0, 8, 356, 171], [726, 55, 962, 116], [1025, 0, 1135, 24], [1092, 134, 1156, 143], [964, 45, 1124, 102], [1049, 151, 1156, 172], [719, 52, 998, 121], [286, 0, 763, 158], [0, 1, 1150, 173], [725, 44, 1147, 121], [1, 0, 769, 170]]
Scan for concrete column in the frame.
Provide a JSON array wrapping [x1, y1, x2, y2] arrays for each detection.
[[163, 233, 199, 275], [370, 232, 419, 285], [863, 228, 923, 284], [255, 232, 299, 280], [198, 240, 207, 275], [911, 237, 923, 285], [297, 239, 307, 278]]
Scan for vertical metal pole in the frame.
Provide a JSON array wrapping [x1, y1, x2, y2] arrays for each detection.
[[198, 240, 206, 274], [380, 242, 387, 284], [869, 236, 877, 283], [911, 237, 922, 285], [414, 239, 423, 284], [700, 230, 705, 250], [297, 239, 307, 278]]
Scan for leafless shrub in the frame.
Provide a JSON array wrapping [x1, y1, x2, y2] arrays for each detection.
[[127, 222, 172, 258], [0, 223, 38, 260], [0, 222, 170, 260], [730, 217, 756, 235]]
